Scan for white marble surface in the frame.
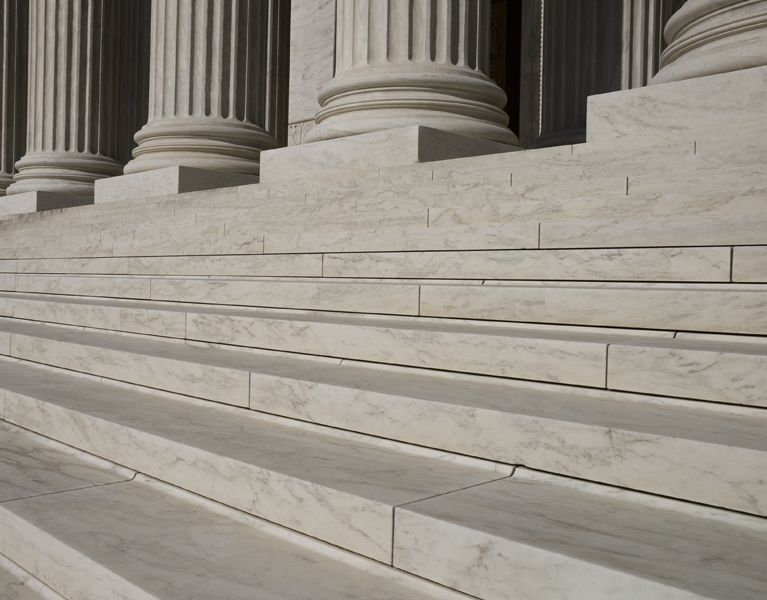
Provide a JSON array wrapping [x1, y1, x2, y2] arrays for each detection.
[[629, 164, 767, 196], [288, 0, 335, 126], [149, 278, 420, 315], [733, 246, 767, 282], [0, 360, 505, 563], [246, 356, 767, 516], [540, 214, 767, 249], [322, 247, 731, 282], [609, 336, 767, 407], [652, 0, 767, 85], [260, 127, 515, 183], [188, 311, 666, 387], [7, 295, 186, 338], [394, 468, 767, 600], [0, 557, 58, 600], [0, 421, 131, 503], [429, 188, 767, 228], [419, 283, 767, 335], [127, 254, 323, 278], [13, 275, 151, 300], [95, 167, 258, 204], [3, 324, 252, 408], [264, 223, 538, 254], [0, 474, 469, 600], [0, 192, 93, 217], [588, 65, 767, 142], [16, 258, 129, 275], [113, 232, 265, 258]]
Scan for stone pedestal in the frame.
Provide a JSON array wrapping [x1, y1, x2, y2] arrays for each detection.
[[0, 191, 92, 217], [652, 0, 767, 85], [306, 0, 517, 146], [0, 0, 27, 197], [95, 167, 258, 204], [534, 0, 624, 148], [588, 64, 767, 142], [6, 0, 131, 197], [125, 0, 290, 178], [261, 126, 516, 184]]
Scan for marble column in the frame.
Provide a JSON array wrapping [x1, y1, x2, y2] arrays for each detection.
[[652, 0, 767, 85], [124, 0, 290, 177], [305, 0, 517, 146], [0, 0, 27, 196], [7, 0, 128, 197], [534, 0, 624, 148]]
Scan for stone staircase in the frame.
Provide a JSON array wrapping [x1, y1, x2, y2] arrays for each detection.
[[1, 127, 766, 599]]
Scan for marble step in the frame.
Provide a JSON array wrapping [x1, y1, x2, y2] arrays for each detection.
[[419, 281, 767, 335], [0, 244, 735, 282], [3, 292, 765, 404], [629, 163, 767, 196], [394, 468, 767, 600], [0, 556, 56, 600], [1, 311, 766, 514], [0, 312, 671, 390], [3, 336, 767, 517], [436, 143, 767, 187], [0, 360, 508, 562], [540, 213, 767, 249], [609, 333, 767, 408], [429, 188, 767, 228], [2, 274, 765, 334], [0, 424, 471, 600]]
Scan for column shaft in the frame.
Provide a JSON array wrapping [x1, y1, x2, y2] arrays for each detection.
[[306, 0, 517, 146], [0, 0, 27, 195], [125, 0, 290, 177]]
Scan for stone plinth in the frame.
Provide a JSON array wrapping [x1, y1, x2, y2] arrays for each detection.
[[588, 64, 767, 142], [125, 0, 290, 177], [652, 0, 767, 85], [306, 0, 517, 146], [95, 167, 259, 204], [0, 191, 92, 216], [260, 126, 516, 184]]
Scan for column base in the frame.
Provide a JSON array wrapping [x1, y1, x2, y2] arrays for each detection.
[[0, 191, 93, 217], [587, 65, 767, 143], [260, 126, 517, 184], [95, 166, 260, 204]]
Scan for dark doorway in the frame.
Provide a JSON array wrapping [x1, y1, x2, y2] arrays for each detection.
[[488, 0, 523, 136]]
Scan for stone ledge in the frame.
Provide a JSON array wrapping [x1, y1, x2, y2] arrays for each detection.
[[259, 126, 518, 184], [0, 192, 93, 217], [94, 166, 259, 204]]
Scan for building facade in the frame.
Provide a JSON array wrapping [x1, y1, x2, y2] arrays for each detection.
[[0, 0, 744, 205]]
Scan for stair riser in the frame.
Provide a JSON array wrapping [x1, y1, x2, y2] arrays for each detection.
[[248, 373, 767, 517], [609, 345, 767, 408], [3, 391, 396, 563], [420, 286, 767, 336], [7, 334, 251, 407], [428, 190, 767, 228], [0, 508, 159, 600]]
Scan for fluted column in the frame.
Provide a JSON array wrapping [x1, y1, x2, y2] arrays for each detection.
[[7, 0, 128, 196], [306, 0, 517, 146], [534, 0, 624, 148], [125, 0, 290, 177], [652, 0, 767, 85], [0, 0, 27, 196]]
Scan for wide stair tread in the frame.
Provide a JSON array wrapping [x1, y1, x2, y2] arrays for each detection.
[[0, 423, 466, 600], [0, 321, 765, 516]]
